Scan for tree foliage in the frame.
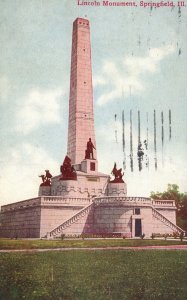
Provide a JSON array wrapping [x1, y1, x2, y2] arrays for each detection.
[[151, 184, 187, 232]]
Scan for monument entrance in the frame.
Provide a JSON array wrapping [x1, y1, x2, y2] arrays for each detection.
[[135, 219, 142, 237]]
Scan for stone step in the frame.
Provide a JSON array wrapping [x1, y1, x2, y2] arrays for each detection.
[[48, 202, 94, 237], [152, 207, 184, 234]]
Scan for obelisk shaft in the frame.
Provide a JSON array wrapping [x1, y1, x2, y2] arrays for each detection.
[[67, 18, 97, 165]]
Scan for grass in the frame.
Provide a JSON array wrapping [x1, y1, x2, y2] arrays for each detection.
[[0, 250, 187, 299], [0, 238, 187, 250]]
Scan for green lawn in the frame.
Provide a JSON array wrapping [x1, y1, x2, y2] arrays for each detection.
[[0, 251, 187, 299], [0, 238, 187, 250]]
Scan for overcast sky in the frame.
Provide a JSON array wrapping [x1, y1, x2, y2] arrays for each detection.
[[0, 0, 187, 205]]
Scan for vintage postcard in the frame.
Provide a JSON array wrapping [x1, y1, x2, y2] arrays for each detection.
[[0, 0, 187, 299]]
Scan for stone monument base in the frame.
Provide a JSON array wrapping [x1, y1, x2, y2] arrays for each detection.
[[106, 182, 127, 196], [0, 195, 183, 239], [38, 186, 51, 196]]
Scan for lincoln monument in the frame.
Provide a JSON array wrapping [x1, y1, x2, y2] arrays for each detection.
[[0, 18, 184, 239]]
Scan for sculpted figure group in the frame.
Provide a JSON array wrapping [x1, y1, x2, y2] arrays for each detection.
[[39, 139, 124, 186], [39, 170, 53, 186], [110, 163, 124, 183], [60, 155, 77, 180]]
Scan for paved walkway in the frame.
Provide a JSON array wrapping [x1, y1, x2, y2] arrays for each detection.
[[0, 245, 187, 253]]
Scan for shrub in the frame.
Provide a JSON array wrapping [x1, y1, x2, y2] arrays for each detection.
[[173, 231, 179, 239], [140, 233, 145, 239], [180, 232, 184, 241], [151, 233, 155, 239], [61, 234, 65, 240]]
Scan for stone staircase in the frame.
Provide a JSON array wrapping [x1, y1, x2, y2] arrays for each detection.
[[47, 197, 185, 238], [152, 207, 184, 234], [48, 202, 94, 238]]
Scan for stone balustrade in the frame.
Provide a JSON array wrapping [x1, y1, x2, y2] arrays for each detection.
[[1, 196, 177, 213], [152, 199, 175, 207], [41, 196, 91, 206], [1, 197, 91, 212], [93, 197, 176, 208], [1, 197, 41, 212], [94, 196, 152, 205]]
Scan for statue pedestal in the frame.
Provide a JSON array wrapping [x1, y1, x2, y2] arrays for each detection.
[[38, 185, 51, 196], [73, 159, 98, 174], [81, 159, 98, 173], [106, 182, 127, 197]]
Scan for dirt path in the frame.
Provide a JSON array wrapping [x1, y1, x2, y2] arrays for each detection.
[[0, 245, 187, 253]]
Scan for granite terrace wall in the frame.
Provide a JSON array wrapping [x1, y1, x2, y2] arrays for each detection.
[[48, 197, 155, 238], [0, 196, 179, 238], [93, 199, 154, 238], [152, 199, 177, 235], [92, 197, 165, 238], [152, 200, 176, 224], [0, 198, 41, 238], [60, 205, 95, 236], [49, 197, 178, 238], [152, 216, 176, 235], [39, 197, 91, 237], [93, 204, 132, 236]]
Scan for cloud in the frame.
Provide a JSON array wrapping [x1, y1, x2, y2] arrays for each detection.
[[15, 88, 63, 134], [0, 143, 59, 204], [93, 76, 106, 86], [125, 45, 175, 75], [0, 75, 10, 102], [95, 45, 175, 106]]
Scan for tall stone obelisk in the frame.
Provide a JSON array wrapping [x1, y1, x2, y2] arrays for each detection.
[[67, 18, 97, 165]]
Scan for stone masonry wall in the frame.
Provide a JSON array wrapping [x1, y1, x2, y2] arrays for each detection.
[[155, 208, 176, 225], [40, 205, 84, 237], [61, 206, 95, 236], [0, 206, 41, 238], [93, 204, 154, 238], [93, 205, 132, 235], [0, 196, 178, 238]]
